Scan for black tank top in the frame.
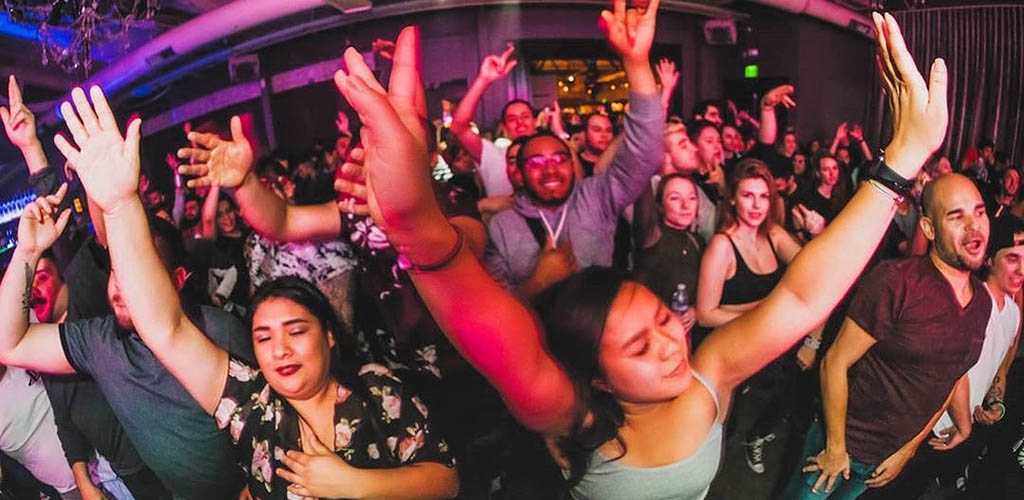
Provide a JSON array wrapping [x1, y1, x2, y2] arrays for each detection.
[[719, 235, 785, 305]]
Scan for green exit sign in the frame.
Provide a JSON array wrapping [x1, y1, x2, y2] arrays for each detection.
[[744, 64, 759, 78]]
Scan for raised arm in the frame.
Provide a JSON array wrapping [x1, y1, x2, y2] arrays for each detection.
[[450, 45, 517, 162], [177, 116, 341, 242], [757, 85, 795, 145], [335, 26, 576, 434], [582, 0, 664, 218], [1, 75, 48, 174], [55, 86, 227, 414], [694, 12, 949, 392], [0, 185, 75, 374], [655, 58, 679, 113]]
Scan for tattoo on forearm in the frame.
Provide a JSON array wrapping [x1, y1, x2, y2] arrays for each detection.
[[21, 262, 32, 314], [985, 376, 1003, 404]]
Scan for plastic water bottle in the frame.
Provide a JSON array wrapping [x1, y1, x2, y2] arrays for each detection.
[[671, 283, 689, 314]]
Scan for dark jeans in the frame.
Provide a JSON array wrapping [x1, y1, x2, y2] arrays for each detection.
[[783, 418, 877, 500], [121, 467, 173, 500], [0, 451, 62, 499]]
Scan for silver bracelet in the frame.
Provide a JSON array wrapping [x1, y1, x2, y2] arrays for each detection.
[[867, 179, 903, 204], [803, 335, 822, 351]]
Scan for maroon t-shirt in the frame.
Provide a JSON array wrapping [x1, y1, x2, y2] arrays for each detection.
[[845, 256, 989, 463]]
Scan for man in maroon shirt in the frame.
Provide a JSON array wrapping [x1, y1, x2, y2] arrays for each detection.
[[785, 173, 991, 499]]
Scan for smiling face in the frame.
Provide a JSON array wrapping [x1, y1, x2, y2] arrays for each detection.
[[520, 135, 575, 206], [503, 102, 537, 139], [252, 297, 335, 401], [733, 177, 771, 229], [989, 235, 1024, 296], [597, 283, 691, 404], [660, 176, 698, 230]]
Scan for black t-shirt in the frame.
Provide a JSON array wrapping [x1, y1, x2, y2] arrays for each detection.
[[216, 232, 252, 307], [340, 180, 481, 382], [60, 306, 253, 499]]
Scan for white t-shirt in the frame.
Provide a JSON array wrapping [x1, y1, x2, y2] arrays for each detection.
[[478, 138, 514, 197], [935, 282, 1021, 432], [0, 366, 77, 492]]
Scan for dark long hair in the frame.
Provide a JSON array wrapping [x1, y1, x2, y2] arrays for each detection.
[[247, 276, 361, 389], [532, 267, 631, 490]]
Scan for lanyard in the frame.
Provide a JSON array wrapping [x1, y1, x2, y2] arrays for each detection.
[[537, 206, 569, 244]]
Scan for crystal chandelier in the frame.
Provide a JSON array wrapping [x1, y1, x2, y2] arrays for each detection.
[[2, 0, 160, 74]]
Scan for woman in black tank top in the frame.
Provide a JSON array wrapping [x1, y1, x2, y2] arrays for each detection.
[[695, 160, 811, 477], [696, 160, 801, 328]]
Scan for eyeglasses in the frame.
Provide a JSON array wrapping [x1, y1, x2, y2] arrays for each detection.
[[523, 152, 571, 170]]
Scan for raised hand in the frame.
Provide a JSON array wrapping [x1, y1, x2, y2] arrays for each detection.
[[761, 84, 796, 110], [848, 123, 865, 141], [372, 38, 396, 60], [17, 183, 72, 256], [1, 75, 39, 150], [334, 26, 435, 240], [599, 0, 660, 63], [656, 58, 679, 91], [479, 44, 517, 83], [334, 147, 371, 217], [835, 121, 849, 141], [873, 12, 947, 178], [176, 116, 254, 189], [53, 87, 142, 215]]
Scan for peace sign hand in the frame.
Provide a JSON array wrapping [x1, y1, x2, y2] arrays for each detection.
[[54, 86, 142, 215]]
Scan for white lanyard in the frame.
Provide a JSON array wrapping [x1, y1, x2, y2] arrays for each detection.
[[538, 206, 569, 244]]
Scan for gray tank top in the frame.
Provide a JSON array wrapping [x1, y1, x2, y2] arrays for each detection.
[[566, 371, 724, 500]]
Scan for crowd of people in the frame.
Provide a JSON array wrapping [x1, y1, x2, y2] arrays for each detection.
[[0, 2, 1022, 499]]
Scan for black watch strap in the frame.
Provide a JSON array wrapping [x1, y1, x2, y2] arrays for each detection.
[[866, 151, 913, 198]]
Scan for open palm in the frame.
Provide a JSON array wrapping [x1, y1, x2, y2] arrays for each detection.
[[333, 26, 437, 236], [54, 86, 142, 215], [176, 116, 254, 189]]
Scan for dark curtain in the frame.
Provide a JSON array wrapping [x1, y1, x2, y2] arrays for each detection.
[[870, 6, 1024, 167]]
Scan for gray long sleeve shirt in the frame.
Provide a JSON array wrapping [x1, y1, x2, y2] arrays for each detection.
[[484, 91, 665, 288]]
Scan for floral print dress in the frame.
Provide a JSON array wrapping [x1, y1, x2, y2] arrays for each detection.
[[215, 359, 454, 499]]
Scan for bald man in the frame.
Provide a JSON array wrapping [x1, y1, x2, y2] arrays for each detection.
[[785, 174, 992, 499]]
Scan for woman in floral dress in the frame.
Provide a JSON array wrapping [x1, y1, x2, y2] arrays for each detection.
[[50, 88, 459, 499]]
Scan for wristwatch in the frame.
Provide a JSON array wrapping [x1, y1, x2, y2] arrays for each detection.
[[865, 150, 914, 200]]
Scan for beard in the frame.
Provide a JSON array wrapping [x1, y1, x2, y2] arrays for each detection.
[[934, 236, 985, 272], [525, 178, 574, 207]]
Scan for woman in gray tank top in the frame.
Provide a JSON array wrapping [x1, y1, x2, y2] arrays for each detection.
[[311, 5, 941, 500]]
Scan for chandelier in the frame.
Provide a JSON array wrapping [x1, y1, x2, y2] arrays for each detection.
[[2, 0, 160, 74]]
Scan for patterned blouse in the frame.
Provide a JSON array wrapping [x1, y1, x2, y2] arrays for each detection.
[[215, 359, 454, 499]]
